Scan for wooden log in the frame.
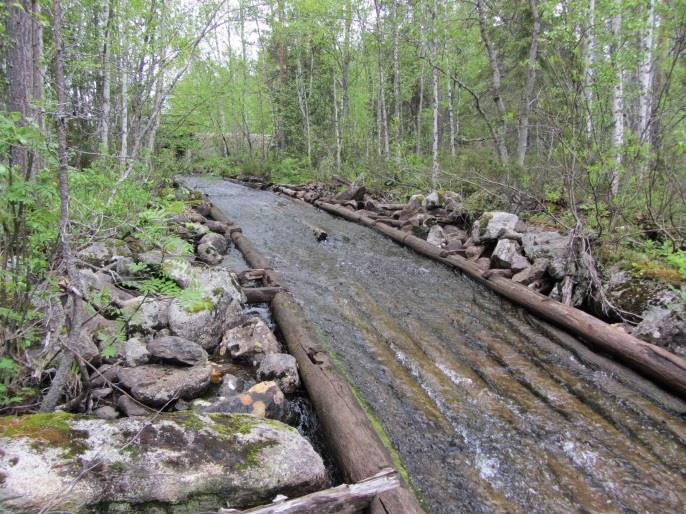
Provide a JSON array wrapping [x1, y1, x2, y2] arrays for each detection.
[[374, 218, 404, 228], [315, 201, 686, 399], [238, 269, 268, 284], [244, 287, 284, 304], [271, 292, 423, 514], [219, 468, 400, 514], [231, 231, 270, 270], [209, 205, 234, 226]]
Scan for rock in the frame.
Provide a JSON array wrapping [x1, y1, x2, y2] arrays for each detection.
[[123, 337, 150, 367], [205, 381, 289, 421], [406, 193, 425, 211], [198, 232, 228, 255], [446, 239, 464, 252], [77, 241, 113, 266], [426, 225, 447, 247], [120, 297, 170, 333], [512, 259, 549, 285], [443, 225, 468, 241], [61, 332, 100, 363], [633, 290, 686, 355], [148, 335, 208, 366], [476, 212, 519, 241], [220, 317, 280, 364], [117, 395, 153, 417], [177, 221, 209, 242], [168, 268, 245, 349], [76, 240, 130, 267], [90, 364, 120, 387], [491, 239, 521, 269], [521, 231, 569, 279], [118, 364, 212, 407], [0, 411, 326, 512], [257, 353, 300, 394], [475, 257, 491, 271], [93, 406, 118, 420], [78, 268, 135, 309], [465, 245, 486, 261], [91, 387, 112, 399], [197, 242, 223, 265], [139, 249, 164, 266], [218, 374, 241, 397], [422, 191, 443, 209], [162, 257, 195, 288], [511, 254, 531, 274]]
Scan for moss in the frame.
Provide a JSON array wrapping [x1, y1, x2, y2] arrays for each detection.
[[207, 412, 258, 435], [0, 412, 87, 457]]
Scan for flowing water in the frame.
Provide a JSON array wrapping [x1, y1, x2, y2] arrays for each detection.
[[184, 176, 686, 514]]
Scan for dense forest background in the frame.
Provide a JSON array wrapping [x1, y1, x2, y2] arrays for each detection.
[[1, 0, 685, 407]]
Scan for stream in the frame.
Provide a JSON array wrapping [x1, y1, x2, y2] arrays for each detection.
[[184, 176, 686, 514]]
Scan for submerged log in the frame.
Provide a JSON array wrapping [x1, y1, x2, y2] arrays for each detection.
[[244, 287, 284, 304], [303, 221, 328, 242], [314, 201, 686, 400], [220, 468, 400, 514]]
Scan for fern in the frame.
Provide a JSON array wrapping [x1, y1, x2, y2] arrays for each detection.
[[123, 276, 182, 297]]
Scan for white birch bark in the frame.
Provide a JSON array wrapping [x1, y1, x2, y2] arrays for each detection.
[[431, 0, 440, 190], [638, 0, 655, 141], [583, 0, 596, 137], [610, 8, 624, 198], [98, 0, 112, 152], [392, 0, 402, 165]]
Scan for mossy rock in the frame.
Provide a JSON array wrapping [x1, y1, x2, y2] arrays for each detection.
[[0, 412, 326, 513]]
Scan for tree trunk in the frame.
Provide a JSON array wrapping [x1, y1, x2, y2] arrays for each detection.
[[295, 51, 312, 165], [373, 0, 390, 159], [447, 78, 457, 156], [392, 0, 402, 165], [430, 0, 440, 190], [610, 8, 624, 199], [638, 0, 655, 142], [277, 0, 286, 152], [98, 0, 113, 152], [583, 0, 596, 137], [516, 0, 541, 167], [5, 0, 34, 177], [41, 0, 85, 413], [416, 27, 425, 158], [333, 69, 342, 172], [476, 0, 509, 167], [119, 23, 128, 166]]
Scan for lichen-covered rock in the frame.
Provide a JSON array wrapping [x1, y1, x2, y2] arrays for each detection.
[[633, 290, 686, 355], [118, 364, 212, 407], [220, 317, 280, 364], [148, 335, 208, 366], [465, 245, 486, 261], [120, 297, 170, 333], [77, 240, 131, 267], [177, 221, 210, 242], [422, 191, 443, 210], [162, 257, 195, 288], [78, 268, 135, 309], [168, 268, 245, 349], [117, 395, 153, 417], [426, 225, 447, 247], [521, 231, 569, 280], [491, 239, 521, 269], [512, 259, 549, 285], [197, 243, 223, 265], [0, 411, 326, 513], [198, 232, 228, 255], [257, 353, 300, 394], [475, 212, 519, 242], [204, 381, 289, 421], [123, 337, 150, 367]]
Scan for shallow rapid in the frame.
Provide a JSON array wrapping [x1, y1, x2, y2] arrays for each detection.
[[184, 176, 686, 514]]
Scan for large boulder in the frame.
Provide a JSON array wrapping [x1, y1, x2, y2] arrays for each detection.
[[204, 381, 289, 421], [633, 290, 686, 356], [118, 364, 212, 407], [220, 317, 280, 365], [196, 243, 223, 265], [198, 232, 229, 255], [148, 335, 208, 366], [257, 353, 300, 394], [120, 297, 170, 333], [168, 268, 245, 349], [78, 269, 135, 309], [0, 411, 326, 512], [76, 240, 131, 267], [474, 212, 519, 242], [521, 231, 570, 280]]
